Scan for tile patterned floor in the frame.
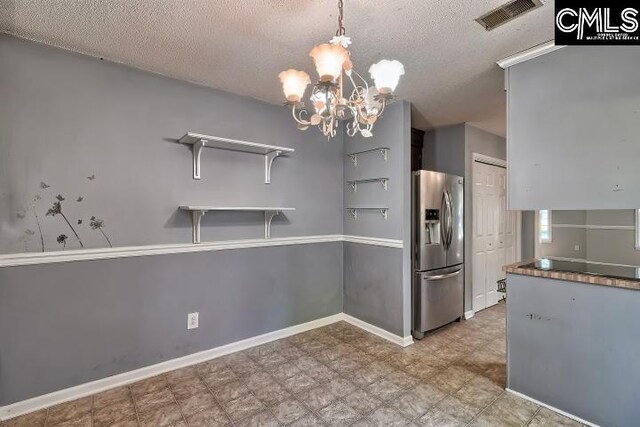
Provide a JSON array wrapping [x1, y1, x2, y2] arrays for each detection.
[[1, 303, 587, 427]]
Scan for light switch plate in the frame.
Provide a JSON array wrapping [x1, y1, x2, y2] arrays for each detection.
[[187, 312, 199, 330], [574, 245, 580, 251]]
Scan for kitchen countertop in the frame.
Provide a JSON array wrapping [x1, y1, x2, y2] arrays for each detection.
[[504, 259, 640, 291]]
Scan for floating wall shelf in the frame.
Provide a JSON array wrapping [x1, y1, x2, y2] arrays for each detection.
[[346, 177, 389, 192], [179, 206, 295, 244], [346, 147, 389, 167], [345, 207, 389, 220], [179, 132, 294, 183]]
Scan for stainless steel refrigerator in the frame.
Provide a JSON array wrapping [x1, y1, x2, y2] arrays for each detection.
[[412, 170, 464, 339]]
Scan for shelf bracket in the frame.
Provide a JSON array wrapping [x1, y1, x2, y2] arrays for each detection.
[[265, 150, 283, 184], [347, 148, 388, 167], [191, 210, 206, 244], [264, 210, 281, 238], [192, 139, 206, 180], [346, 208, 388, 221], [347, 178, 388, 192], [380, 148, 389, 162]]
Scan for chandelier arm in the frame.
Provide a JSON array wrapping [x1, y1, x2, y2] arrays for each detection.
[[347, 75, 365, 103], [346, 120, 358, 137], [378, 98, 387, 115], [358, 105, 370, 122], [290, 104, 311, 125], [350, 69, 370, 94]]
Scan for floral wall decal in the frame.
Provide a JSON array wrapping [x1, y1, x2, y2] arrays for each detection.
[[56, 234, 68, 249], [14, 174, 114, 253], [46, 194, 84, 248], [16, 193, 46, 252], [23, 229, 35, 251], [90, 216, 112, 248]]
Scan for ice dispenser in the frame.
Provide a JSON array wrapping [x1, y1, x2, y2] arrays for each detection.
[[424, 209, 441, 244]]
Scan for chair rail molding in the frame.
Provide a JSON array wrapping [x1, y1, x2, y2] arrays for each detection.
[[0, 235, 403, 267], [552, 224, 635, 230]]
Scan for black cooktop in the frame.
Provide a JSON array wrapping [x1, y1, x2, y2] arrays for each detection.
[[524, 259, 640, 282]]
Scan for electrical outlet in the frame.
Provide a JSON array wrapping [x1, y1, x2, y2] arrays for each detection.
[[574, 245, 580, 251], [187, 312, 199, 330]]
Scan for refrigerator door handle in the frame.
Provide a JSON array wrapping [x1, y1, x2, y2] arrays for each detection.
[[440, 192, 448, 249], [422, 268, 462, 281], [445, 190, 454, 248]]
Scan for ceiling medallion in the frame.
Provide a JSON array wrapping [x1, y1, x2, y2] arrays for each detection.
[[278, 0, 405, 139]]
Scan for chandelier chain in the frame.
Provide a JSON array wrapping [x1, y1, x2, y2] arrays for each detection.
[[336, 0, 346, 36]]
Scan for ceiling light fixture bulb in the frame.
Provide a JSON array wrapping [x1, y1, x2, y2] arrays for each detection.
[[369, 59, 405, 95], [278, 69, 311, 103], [309, 43, 348, 82]]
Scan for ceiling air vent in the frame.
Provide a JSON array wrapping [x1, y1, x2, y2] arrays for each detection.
[[476, 0, 543, 31]]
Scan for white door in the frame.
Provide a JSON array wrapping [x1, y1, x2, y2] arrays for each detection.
[[472, 162, 515, 312]]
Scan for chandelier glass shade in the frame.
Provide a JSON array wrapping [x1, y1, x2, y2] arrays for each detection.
[[278, 69, 311, 103], [369, 60, 405, 94], [278, 0, 404, 139], [309, 43, 349, 83]]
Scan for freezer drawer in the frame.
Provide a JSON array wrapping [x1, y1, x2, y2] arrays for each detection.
[[412, 265, 464, 339]]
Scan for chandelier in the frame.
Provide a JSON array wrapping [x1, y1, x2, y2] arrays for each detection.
[[278, 0, 405, 139]]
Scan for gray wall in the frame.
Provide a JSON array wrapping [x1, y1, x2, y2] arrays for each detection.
[[586, 210, 640, 265], [0, 35, 345, 405], [0, 243, 343, 405], [343, 243, 403, 336], [423, 124, 507, 312], [342, 101, 412, 337], [343, 101, 409, 240], [520, 211, 535, 260], [535, 209, 640, 266], [0, 34, 343, 254], [422, 124, 465, 177], [507, 273, 640, 426], [507, 46, 640, 210]]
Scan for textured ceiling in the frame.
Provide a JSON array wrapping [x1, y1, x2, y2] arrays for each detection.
[[0, 0, 556, 137]]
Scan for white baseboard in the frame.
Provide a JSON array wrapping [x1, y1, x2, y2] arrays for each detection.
[[505, 388, 599, 427], [341, 313, 414, 347], [0, 312, 412, 421], [464, 310, 474, 320], [0, 313, 344, 421]]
